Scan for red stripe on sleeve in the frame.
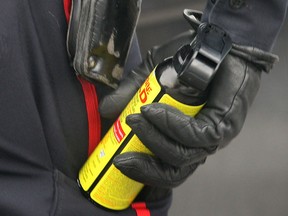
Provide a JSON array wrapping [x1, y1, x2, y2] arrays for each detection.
[[63, 0, 72, 22], [63, 0, 101, 155], [132, 202, 151, 216], [78, 77, 101, 156]]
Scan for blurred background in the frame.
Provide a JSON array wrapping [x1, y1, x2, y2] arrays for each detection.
[[136, 1, 288, 216]]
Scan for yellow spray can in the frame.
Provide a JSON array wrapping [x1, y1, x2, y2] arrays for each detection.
[[78, 20, 232, 210]]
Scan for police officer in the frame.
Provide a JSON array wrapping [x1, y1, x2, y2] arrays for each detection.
[[0, 1, 286, 216]]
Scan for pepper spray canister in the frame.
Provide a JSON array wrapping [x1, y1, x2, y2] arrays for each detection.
[[78, 12, 232, 211]]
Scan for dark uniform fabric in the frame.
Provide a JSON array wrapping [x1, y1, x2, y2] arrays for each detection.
[[0, 0, 171, 215], [202, 0, 288, 51]]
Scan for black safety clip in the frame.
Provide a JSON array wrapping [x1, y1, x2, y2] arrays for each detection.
[[174, 9, 232, 91]]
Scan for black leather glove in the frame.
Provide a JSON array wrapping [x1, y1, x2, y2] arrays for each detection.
[[100, 17, 278, 201]]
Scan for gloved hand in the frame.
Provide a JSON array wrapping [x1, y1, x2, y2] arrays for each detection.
[[100, 23, 278, 202]]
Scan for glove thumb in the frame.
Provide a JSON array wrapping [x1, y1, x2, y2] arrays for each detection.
[[99, 60, 152, 119]]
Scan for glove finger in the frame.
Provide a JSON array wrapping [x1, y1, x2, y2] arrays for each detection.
[[140, 54, 262, 149], [113, 152, 199, 188], [139, 103, 217, 149], [127, 114, 209, 167]]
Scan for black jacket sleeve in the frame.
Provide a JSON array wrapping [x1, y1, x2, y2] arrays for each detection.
[[201, 0, 288, 51]]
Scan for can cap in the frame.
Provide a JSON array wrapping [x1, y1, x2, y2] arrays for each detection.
[[173, 11, 232, 91]]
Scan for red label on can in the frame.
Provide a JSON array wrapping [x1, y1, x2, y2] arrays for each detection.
[[113, 118, 126, 143]]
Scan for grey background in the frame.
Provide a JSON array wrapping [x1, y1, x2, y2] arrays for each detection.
[[136, 1, 288, 216]]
